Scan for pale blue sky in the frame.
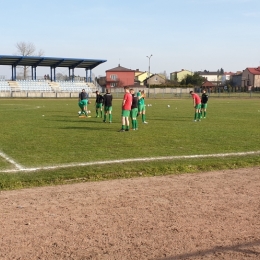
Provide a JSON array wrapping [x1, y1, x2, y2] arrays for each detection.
[[1, 0, 260, 78]]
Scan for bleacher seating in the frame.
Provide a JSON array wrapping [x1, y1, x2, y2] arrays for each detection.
[[0, 80, 11, 92], [17, 80, 53, 92], [58, 81, 92, 93], [0, 79, 97, 93]]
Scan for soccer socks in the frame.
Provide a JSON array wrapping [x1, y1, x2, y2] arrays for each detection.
[[104, 114, 112, 122], [132, 119, 137, 129], [96, 110, 103, 117], [132, 119, 135, 129], [194, 112, 200, 120], [204, 111, 207, 118], [142, 114, 146, 122]]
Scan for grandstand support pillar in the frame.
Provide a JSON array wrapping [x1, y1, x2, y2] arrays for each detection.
[[53, 67, 56, 82], [68, 68, 71, 79], [72, 68, 74, 82], [85, 69, 88, 82], [31, 66, 37, 80], [50, 67, 53, 81], [12, 65, 17, 81], [90, 70, 92, 83]]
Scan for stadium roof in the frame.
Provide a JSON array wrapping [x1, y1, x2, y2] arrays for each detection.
[[0, 55, 107, 70]]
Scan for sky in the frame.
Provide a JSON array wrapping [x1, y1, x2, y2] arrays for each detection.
[[1, 0, 260, 79]]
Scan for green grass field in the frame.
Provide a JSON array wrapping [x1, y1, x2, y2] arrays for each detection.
[[0, 97, 259, 190]]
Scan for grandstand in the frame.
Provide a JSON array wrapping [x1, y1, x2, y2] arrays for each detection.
[[0, 54, 106, 98], [0, 79, 99, 98]]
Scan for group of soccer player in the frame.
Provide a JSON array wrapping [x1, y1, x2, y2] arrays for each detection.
[[95, 89, 113, 123], [189, 89, 209, 122], [80, 87, 148, 131], [78, 87, 208, 127], [118, 87, 148, 132]]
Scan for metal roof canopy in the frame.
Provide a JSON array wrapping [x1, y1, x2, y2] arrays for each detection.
[[0, 55, 107, 81]]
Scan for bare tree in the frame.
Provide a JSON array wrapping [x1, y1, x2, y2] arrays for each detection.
[[56, 73, 67, 81], [159, 71, 168, 79], [15, 41, 44, 79]]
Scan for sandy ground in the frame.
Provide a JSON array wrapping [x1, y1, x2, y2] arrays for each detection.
[[0, 167, 260, 260]]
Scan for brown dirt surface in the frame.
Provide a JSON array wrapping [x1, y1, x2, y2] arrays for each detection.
[[1, 167, 260, 260]]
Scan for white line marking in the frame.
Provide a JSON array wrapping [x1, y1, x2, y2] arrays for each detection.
[[0, 150, 259, 173], [0, 151, 24, 170]]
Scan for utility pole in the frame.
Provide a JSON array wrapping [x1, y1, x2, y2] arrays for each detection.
[[146, 54, 152, 98]]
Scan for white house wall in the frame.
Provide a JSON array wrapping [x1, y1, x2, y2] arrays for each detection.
[[200, 75, 218, 81]]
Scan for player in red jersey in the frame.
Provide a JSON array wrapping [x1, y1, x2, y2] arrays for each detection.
[[190, 90, 201, 122], [118, 86, 132, 132]]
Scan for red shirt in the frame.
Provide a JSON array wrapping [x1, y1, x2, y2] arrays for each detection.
[[192, 93, 201, 105], [123, 92, 132, 110]]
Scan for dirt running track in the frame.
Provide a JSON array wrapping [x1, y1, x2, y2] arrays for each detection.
[[1, 167, 260, 260]]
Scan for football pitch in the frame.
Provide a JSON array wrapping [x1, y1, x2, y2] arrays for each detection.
[[0, 98, 259, 190]]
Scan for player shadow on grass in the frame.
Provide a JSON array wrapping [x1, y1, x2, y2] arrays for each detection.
[[155, 239, 260, 260], [59, 126, 115, 131], [46, 117, 106, 123], [153, 117, 191, 122]]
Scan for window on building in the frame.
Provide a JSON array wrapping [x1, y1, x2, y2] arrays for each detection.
[[110, 74, 117, 80]]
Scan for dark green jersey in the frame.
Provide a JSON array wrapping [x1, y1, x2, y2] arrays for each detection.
[[201, 93, 208, 104], [96, 94, 104, 103], [103, 93, 113, 107], [131, 94, 138, 109], [79, 91, 88, 100]]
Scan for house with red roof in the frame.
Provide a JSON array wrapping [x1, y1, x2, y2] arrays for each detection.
[[106, 64, 135, 89], [242, 67, 260, 90], [201, 80, 214, 88]]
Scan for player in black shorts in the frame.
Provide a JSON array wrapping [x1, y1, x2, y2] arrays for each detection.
[[103, 89, 113, 123], [130, 89, 138, 130], [201, 89, 209, 118]]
